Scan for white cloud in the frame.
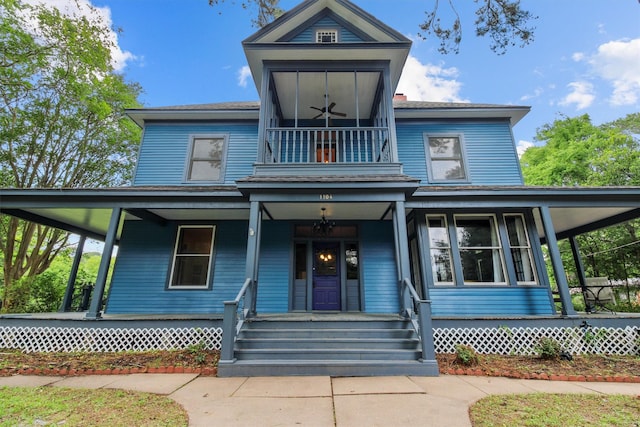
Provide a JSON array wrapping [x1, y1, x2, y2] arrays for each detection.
[[572, 38, 640, 107], [396, 55, 468, 102], [516, 140, 534, 158], [589, 38, 640, 106], [559, 81, 595, 110], [23, 0, 137, 72], [237, 65, 252, 88], [520, 87, 544, 102]]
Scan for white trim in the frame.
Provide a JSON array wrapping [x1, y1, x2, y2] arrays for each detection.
[[424, 133, 470, 184], [454, 214, 507, 285], [184, 134, 229, 183], [168, 225, 216, 290], [316, 28, 338, 43]]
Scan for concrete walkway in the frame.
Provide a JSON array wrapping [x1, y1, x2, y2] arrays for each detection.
[[1, 374, 638, 426]]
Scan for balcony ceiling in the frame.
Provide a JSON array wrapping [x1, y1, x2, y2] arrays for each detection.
[[272, 71, 381, 121]]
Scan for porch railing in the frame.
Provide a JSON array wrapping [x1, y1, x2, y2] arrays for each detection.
[[263, 127, 391, 164], [401, 278, 436, 361], [221, 278, 254, 361]]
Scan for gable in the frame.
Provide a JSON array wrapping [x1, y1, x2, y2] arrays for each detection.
[[243, 0, 411, 93], [244, 0, 409, 45], [280, 10, 370, 43]]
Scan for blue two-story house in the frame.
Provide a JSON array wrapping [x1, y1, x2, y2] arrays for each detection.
[[2, 0, 639, 376]]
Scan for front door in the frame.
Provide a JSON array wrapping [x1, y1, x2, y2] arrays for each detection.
[[312, 242, 341, 310]]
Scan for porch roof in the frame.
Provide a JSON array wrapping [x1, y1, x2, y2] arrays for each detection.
[[1, 185, 639, 242]]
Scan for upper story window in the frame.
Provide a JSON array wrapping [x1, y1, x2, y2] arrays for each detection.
[[186, 135, 228, 182], [169, 226, 215, 289], [425, 134, 469, 182], [316, 29, 338, 43]]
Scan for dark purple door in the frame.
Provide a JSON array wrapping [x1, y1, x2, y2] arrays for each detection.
[[313, 242, 341, 310]]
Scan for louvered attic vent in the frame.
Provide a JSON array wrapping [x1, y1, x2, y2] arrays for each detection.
[[316, 29, 337, 43]]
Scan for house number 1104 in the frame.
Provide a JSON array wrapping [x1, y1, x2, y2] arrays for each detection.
[[320, 194, 333, 200]]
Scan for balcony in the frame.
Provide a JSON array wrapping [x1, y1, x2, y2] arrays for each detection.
[[255, 127, 400, 177]]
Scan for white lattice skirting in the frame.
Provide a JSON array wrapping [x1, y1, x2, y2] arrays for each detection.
[[0, 327, 223, 353], [433, 326, 639, 356], [0, 325, 637, 355]]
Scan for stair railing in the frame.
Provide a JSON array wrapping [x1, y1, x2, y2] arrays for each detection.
[[401, 278, 437, 361], [221, 278, 253, 361]]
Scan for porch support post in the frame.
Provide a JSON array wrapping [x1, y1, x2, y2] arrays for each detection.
[[539, 206, 576, 316], [569, 236, 591, 312], [392, 201, 412, 314], [86, 208, 121, 320], [59, 235, 86, 312], [245, 200, 262, 316]]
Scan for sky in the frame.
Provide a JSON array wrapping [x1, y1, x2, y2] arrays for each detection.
[[29, 0, 640, 156]]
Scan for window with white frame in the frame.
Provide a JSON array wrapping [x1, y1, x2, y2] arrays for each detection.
[[455, 215, 506, 284], [426, 215, 455, 285], [504, 214, 536, 284], [186, 135, 227, 182], [169, 226, 215, 289], [425, 135, 468, 182], [316, 29, 337, 43]]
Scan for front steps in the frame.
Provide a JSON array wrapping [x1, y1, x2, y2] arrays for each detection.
[[217, 314, 439, 377]]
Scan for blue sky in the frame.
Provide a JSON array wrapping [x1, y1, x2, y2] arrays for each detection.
[[37, 0, 640, 155]]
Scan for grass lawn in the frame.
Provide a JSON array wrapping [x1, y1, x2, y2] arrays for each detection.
[[470, 393, 640, 427], [0, 386, 188, 427]]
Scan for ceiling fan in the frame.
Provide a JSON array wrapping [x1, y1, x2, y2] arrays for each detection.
[[310, 102, 347, 119]]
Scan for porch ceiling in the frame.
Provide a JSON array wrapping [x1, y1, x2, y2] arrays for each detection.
[[1, 187, 639, 243]]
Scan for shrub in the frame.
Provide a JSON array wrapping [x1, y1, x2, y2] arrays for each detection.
[[535, 336, 562, 360], [454, 344, 479, 366]]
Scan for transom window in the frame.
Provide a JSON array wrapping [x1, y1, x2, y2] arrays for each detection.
[[316, 29, 337, 43], [425, 134, 468, 182], [169, 226, 215, 289], [186, 135, 227, 182]]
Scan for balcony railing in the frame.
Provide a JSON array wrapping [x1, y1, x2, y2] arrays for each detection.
[[263, 127, 391, 164]]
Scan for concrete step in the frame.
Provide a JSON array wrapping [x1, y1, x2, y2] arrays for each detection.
[[234, 348, 422, 361], [238, 328, 417, 339], [217, 359, 440, 377], [235, 337, 420, 350]]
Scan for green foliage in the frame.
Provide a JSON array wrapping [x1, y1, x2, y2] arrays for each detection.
[[0, 0, 142, 309], [535, 337, 562, 360], [521, 114, 640, 312], [454, 343, 479, 366]]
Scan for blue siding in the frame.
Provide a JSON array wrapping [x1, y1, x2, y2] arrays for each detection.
[[361, 221, 399, 313], [397, 121, 523, 185], [133, 123, 257, 186], [430, 287, 554, 316], [256, 222, 292, 313], [290, 16, 364, 43], [106, 220, 247, 314]]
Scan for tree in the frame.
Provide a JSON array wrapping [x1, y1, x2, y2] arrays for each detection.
[[520, 113, 640, 289], [520, 114, 640, 187], [0, 0, 142, 311], [208, 0, 537, 54]]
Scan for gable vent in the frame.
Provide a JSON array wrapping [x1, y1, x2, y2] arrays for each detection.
[[316, 29, 338, 43]]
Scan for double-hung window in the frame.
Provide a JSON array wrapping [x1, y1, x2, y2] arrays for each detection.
[[426, 215, 455, 285], [455, 215, 506, 284], [186, 135, 227, 182], [504, 214, 536, 284], [169, 226, 215, 289], [425, 134, 468, 182]]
